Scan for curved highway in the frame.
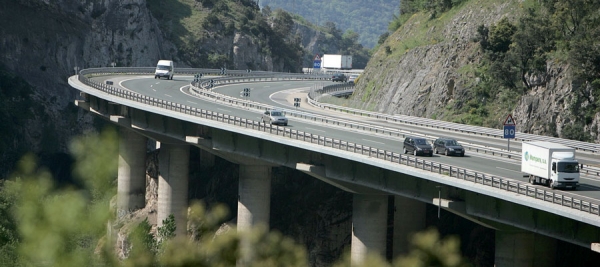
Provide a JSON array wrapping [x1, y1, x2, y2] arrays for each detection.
[[103, 74, 600, 203]]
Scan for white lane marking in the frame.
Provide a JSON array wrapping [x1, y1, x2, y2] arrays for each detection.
[[187, 101, 197, 104], [306, 127, 325, 132], [164, 94, 172, 97], [153, 89, 156, 92], [362, 139, 385, 145], [496, 167, 521, 173], [218, 108, 230, 112], [156, 82, 160, 84], [150, 85, 153, 87], [264, 85, 271, 88]]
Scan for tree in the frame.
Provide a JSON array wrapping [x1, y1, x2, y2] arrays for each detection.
[[0, 128, 470, 266]]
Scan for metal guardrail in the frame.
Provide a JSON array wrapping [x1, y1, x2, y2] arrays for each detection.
[[307, 84, 600, 154], [187, 80, 600, 178], [75, 68, 600, 219]]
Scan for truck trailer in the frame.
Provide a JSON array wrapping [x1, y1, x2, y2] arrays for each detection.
[[521, 141, 579, 189], [322, 54, 352, 69]]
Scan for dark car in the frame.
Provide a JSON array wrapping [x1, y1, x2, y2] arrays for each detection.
[[403, 137, 433, 156], [433, 137, 465, 156], [331, 73, 347, 82]]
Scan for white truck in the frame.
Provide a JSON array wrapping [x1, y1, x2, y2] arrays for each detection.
[[322, 54, 352, 69], [521, 141, 580, 189], [154, 60, 174, 80]]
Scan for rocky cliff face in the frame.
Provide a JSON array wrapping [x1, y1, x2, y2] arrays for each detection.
[[354, 0, 599, 141], [355, 1, 519, 117], [0, 0, 307, 176]]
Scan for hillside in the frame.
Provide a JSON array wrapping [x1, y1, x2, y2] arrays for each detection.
[[353, 0, 600, 142], [260, 0, 399, 48]]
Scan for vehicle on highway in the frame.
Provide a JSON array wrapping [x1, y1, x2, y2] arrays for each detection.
[[522, 141, 579, 189], [348, 74, 360, 84], [262, 110, 288, 126], [433, 137, 465, 156], [155, 60, 174, 80], [331, 73, 347, 82], [403, 137, 433, 156]]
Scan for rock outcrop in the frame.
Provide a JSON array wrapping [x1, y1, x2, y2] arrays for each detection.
[[354, 0, 599, 141]]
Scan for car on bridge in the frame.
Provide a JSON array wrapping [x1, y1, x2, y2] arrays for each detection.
[[403, 137, 433, 156], [348, 74, 360, 84], [433, 137, 465, 156], [262, 110, 288, 126], [331, 73, 347, 82]]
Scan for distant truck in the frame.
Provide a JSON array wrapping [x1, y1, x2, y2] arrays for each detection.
[[521, 141, 580, 189], [155, 60, 174, 80], [322, 54, 352, 69]]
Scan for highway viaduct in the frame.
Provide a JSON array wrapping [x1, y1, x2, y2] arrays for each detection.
[[69, 68, 600, 266]]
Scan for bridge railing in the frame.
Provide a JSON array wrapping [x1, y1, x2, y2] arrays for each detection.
[[74, 68, 600, 219], [189, 78, 600, 177], [306, 85, 600, 154]]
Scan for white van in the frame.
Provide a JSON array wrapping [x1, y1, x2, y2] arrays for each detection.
[[154, 60, 174, 80]]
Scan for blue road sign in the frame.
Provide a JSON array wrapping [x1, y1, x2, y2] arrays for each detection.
[[503, 125, 516, 139], [313, 60, 321, 69]]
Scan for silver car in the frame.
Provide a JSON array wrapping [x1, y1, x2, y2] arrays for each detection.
[[348, 74, 359, 84], [262, 110, 288, 126]]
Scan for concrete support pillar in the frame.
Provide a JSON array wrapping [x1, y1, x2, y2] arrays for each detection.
[[117, 128, 147, 218], [495, 231, 557, 267], [393, 196, 426, 257], [352, 194, 388, 265], [158, 143, 190, 237], [200, 149, 215, 168], [237, 165, 272, 231]]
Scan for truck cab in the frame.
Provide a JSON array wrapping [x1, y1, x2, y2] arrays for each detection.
[[550, 153, 580, 189]]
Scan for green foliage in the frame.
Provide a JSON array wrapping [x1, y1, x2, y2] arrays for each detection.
[[0, 126, 474, 266], [146, 0, 303, 71], [331, 228, 468, 267], [261, 0, 400, 48], [400, 0, 468, 17], [394, 228, 468, 267], [486, 18, 516, 54], [158, 214, 177, 241], [561, 123, 593, 142], [0, 180, 19, 265]]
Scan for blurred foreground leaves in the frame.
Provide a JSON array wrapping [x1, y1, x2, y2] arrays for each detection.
[[0, 128, 468, 266]]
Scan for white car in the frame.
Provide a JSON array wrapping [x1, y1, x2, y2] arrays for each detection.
[[348, 74, 359, 84], [261, 110, 288, 126]]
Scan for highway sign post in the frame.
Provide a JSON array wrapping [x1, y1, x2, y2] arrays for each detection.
[[241, 88, 250, 105], [503, 114, 516, 151], [294, 97, 301, 109], [313, 54, 321, 69]]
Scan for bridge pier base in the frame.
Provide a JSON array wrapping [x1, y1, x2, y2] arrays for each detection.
[[158, 143, 190, 237], [237, 165, 272, 231], [393, 196, 426, 257], [351, 194, 388, 265], [495, 230, 557, 267], [117, 128, 147, 218]]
